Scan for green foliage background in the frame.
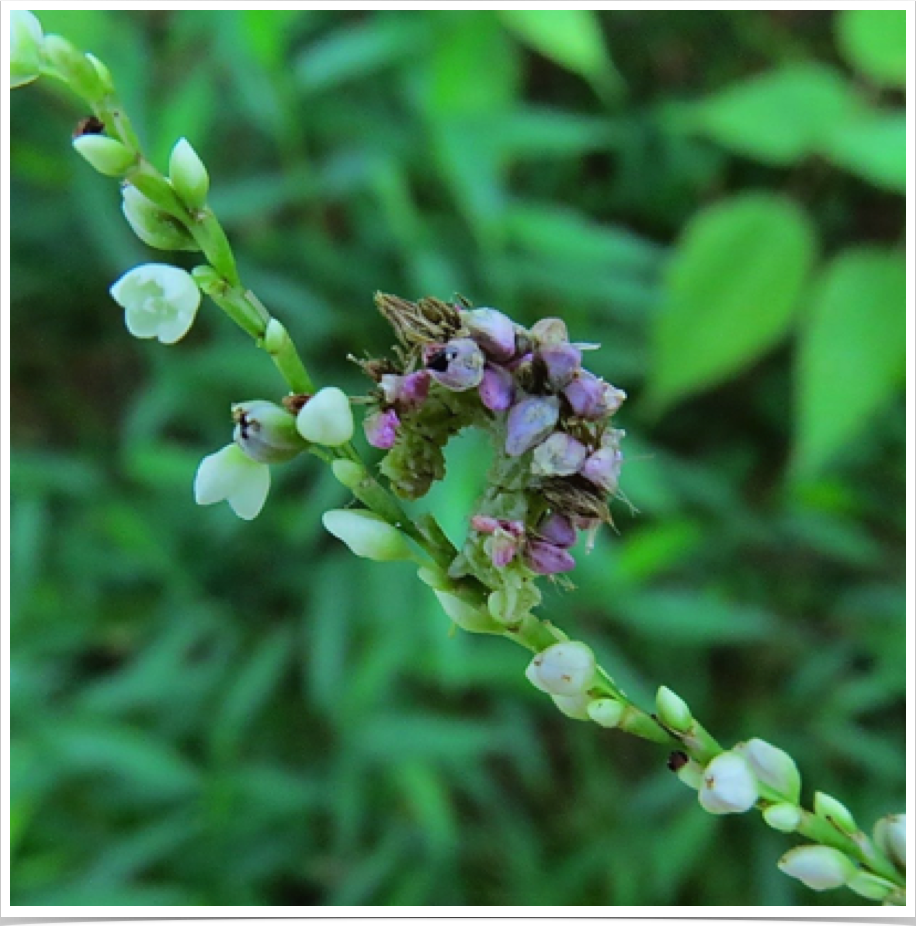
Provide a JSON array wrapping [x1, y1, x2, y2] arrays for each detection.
[[10, 9, 906, 907]]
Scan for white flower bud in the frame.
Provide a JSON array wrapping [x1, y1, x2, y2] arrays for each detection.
[[10, 10, 44, 88], [73, 134, 137, 177], [527, 642, 596, 697], [733, 738, 801, 804], [587, 698, 625, 728], [232, 400, 304, 464], [814, 791, 858, 835], [698, 751, 758, 815], [169, 137, 210, 210], [777, 845, 856, 891], [296, 387, 354, 446], [322, 509, 411, 562], [873, 814, 906, 870], [655, 686, 693, 733], [763, 802, 802, 833], [194, 444, 270, 520], [110, 263, 201, 344]]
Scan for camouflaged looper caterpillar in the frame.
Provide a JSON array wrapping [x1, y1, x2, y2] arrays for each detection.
[[356, 293, 627, 627]]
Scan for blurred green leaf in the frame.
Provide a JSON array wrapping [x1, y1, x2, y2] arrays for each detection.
[[795, 248, 905, 475], [682, 63, 858, 165], [652, 193, 816, 408], [823, 110, 906, 193], [836, 9, 906, 88], [499, 10, 623, 98]]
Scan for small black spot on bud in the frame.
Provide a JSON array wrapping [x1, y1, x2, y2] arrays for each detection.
[[667, 750, 689, 772], [73, 115, 105, 138]]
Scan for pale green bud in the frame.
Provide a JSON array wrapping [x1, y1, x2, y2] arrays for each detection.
[[698, 751, 758, 815], [110, 263, 201, 344], [733, 738, 801, 804], [121, 185, 197, 252], [777, 845, 856, 891], [169, 137, 210, 210], [873, 814, 906, 870], [296, 387, 354, 447], [194, 444, 270, 521], [763, 802, 802, 833], [433, 590, 501, 633], [331, 459, 366, 489], [232, 400, 304, 464], [73, 134, 136, 177], [263, 318, 288, 353], [814, 792, 858, 835], [587, 698, 625, 728], [551, 691, 593, 721], [43, 34, 105, 101], [10, 10, 44, 88], [655, 686, 693, 733], [322, 509, 411, 562], [85, 53, 114, 96], [527, 642, 596, 697], [846, 871, 897, 902]]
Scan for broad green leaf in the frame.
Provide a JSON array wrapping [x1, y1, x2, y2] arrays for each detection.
[[499, 10, 623, 97], [836, 9, 907, 88], [652, 194, 816, 408], [689, 63, 859, 165], [795, 248, 905, 475], [823, 110, 906, 193]]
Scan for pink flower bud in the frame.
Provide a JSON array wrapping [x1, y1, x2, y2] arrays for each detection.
[[538, 343, 581, 389], [424, 338, 485, 391], [479, 363, 514, 411], [531, 432, 588, 477], [525, 540, 576, 575], [400, 370, 431, 407], [363, 408, 401, 449], [581, 447, 623, 493], [506, 395, 560, 457], [487, 529, 520, 568], [563, 373, 626, 419], [536, 513, 577, 549], [463, 307, 516, 361], [471, 515, 500, 534]]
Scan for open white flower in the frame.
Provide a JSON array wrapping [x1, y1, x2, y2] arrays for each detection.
[[194, 444, 269, 520], [110, 263, 201, 344], [10, 11, 44, 88]]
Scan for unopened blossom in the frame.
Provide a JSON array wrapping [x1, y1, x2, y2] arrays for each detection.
[[296, 387, 354, 446], [463, 307, 516, 361], [733, 738, 801, 804], [322, 509, 412, 562], [525, 540, 575, 575], [698, 751, 758, 815], [424, 338, 485, 391], [581, 447, 623, 493], [110, 263, 201, 344], [563, 372, 625, 419], [506, 395, 560, 456], [232, 400, 304, 464], [874, 814, 906, 870], [169, 137, 209, 210], [194, 444, 270, 520], [538, 343, 581, 389], [479, 364, 514, 411], [777, 846, 856, 891], [527, 641, 596, 697], [364, 407, 400, 449], [531, 432, 587, 477], [121, 185, 197, 252], [536, 513, 576, 549]]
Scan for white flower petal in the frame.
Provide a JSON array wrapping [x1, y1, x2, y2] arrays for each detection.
[[296, 387, 354, 446], [194, 445, 245, 505], [698, 752, 758, 815], [226, 462, 270, 520]]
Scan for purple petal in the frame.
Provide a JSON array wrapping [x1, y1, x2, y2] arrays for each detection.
[[538, 343, 581, 389], [400, 371, 431, 407], [363, 408, 400, 449], [463, 307, 517, 362], [563, 371, 606, 418], [505, 395, 560, 457], [581, 447, 623, 493], [537, 513, 577, 549], [471, 515, 500, 534], [525, 540, 576, 575], [479, 364, 514, 411]]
